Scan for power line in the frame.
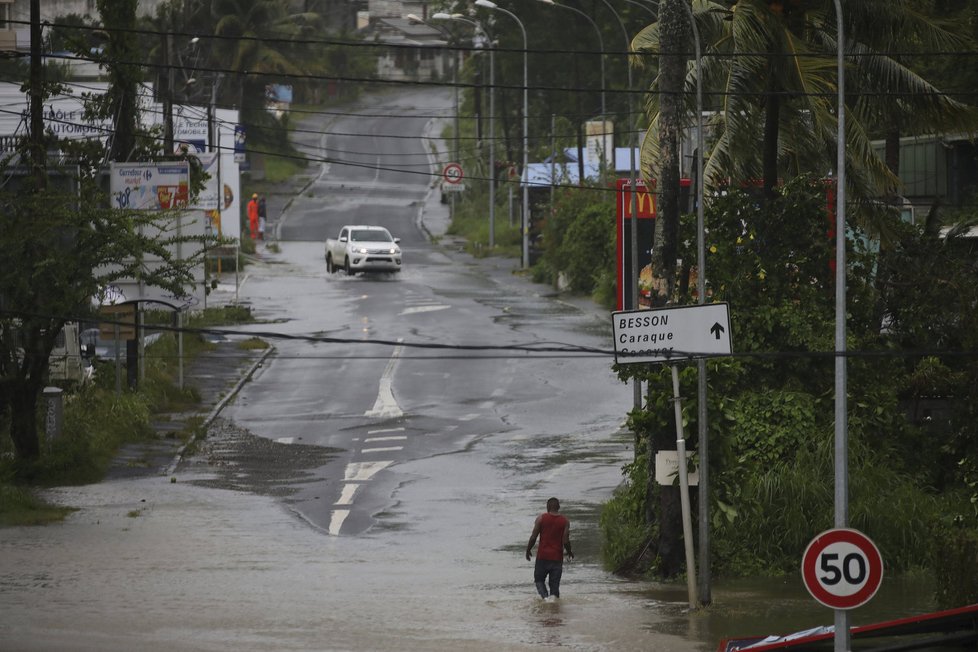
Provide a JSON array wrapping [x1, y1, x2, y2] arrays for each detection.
[[6, 309, 978, 363]]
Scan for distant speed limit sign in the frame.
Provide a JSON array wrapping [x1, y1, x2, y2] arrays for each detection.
[[443, 162, 464, 184], [802, 528, 883, 610]]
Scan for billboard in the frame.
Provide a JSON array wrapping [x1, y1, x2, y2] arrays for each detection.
[[109, 161, 190, 210]]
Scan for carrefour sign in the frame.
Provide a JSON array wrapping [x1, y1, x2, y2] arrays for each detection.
[[109, 162, 190, 211]]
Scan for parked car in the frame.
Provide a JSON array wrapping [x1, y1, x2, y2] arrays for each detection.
[[324, 225, 402, 275]]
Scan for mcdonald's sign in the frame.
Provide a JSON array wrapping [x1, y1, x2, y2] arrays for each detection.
[[617, 179, 656, 311]]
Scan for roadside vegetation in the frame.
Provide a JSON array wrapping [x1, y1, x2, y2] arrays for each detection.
[[0, 306, 257, 526], [431, 0, 978, 607]]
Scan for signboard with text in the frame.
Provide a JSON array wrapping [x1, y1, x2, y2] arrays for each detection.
[[109, 162, 190, 211], [616, 178, 656, 311], [612, 303, 732, 364]]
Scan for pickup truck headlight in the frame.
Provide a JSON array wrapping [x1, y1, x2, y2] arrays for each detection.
[[389, 247, 400, 255], [354, 246, 369, 254]]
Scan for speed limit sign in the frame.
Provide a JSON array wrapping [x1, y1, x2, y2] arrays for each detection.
[[443, 162, 464, 184], [802, 528, 883, 610]]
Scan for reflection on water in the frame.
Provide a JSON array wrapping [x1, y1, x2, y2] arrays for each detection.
[[639, 573, 939, 648]]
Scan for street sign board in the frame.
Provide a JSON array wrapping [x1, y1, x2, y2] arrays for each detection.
[[802, 528, 883, 610], [443, 162, 464, 184], [612, 303, 732, 364]]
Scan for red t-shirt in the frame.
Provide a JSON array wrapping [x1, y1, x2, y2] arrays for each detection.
[[536, 512, 569, 561]]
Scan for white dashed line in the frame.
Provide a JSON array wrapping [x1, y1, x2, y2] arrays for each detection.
[[399, 305, 451, 316], [365, 436, 407, 443], [362, 446, 402, 454], [367, 427, 405, 435]]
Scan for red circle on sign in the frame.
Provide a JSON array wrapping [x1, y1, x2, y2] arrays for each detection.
[[443, 163, 463, 184], [802, 528, 883, 610]]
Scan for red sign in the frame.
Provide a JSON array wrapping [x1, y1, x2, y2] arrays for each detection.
[[616, 179, 656, 311], [802, 528, 883, 610], [443, 162, 464, 184]]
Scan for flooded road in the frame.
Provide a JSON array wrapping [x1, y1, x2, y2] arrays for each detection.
[[0, 468, 936, 652], [0, 88, 941, 651]]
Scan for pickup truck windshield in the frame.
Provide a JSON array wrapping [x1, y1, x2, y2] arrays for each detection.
[[351, 229, 392, 242]]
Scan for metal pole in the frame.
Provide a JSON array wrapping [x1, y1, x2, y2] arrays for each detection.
[[520, 17, 529, 269], [671, 365, 699, 609], [435, 14, 495, 249], [832, 1, 849, 650], [489, 38, 496, 248], [177, 311, 184, 390], [674, 0, 711, 606], [475, 1, 529, 267], [597, 0, 641, 413]]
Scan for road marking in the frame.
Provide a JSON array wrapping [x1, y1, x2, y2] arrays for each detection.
[[343, 461, 392, 482], [365, 435, 407, 443], [400, 305, 450, 316], [362, 446, 402, 454], [367, 427, 405, 435], [365, 342, 403, 418], [336, 484, 359, 506], [275, 437, 296, 444], [328, 509, 349, 536]]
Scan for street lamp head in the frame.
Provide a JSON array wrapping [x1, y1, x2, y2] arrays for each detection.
[[405, 13, 425, 24], [431, 12, 452, 20], [538, 0, 556, 5], [474, 0, 498, 9]]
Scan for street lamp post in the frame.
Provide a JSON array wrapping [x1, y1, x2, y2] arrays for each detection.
[[433, 13, 496, 249], [475, 0, 529, 269]]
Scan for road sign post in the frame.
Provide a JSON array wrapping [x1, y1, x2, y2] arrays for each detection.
[[611, 302, 732, 610], [802, 528, 883, 611]]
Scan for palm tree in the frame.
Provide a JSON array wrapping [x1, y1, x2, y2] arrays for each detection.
[[208, 0, 322, 147], [633, 0, 978, 207]]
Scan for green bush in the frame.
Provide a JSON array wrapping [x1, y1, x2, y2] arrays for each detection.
[[933, 524, 978, 607], [600, 454, 656, 575]]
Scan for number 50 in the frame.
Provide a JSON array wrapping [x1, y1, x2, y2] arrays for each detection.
[[819, 552, 866, 586]]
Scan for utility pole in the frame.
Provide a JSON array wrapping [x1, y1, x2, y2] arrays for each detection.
[[162, 30, 174, 153], [29, 0, 45, 190]]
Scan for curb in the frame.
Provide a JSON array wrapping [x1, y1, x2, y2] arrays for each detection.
[[164, 344, 276, 477]]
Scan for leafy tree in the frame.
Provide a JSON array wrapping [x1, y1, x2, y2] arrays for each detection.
[[607, 177, 946, 577], [0, 180, 201, 465], [632, 0, 978, 207], [91, 0, 143, 163], [208, 0, 321, 149], [0, 3, 205, 467], [537, 186, 616, 298]]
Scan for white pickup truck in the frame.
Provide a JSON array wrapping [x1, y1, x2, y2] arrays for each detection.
[[324, 225, 402, 275]]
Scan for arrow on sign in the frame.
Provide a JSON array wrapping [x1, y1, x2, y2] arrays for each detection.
[[710, 322, 725, 340]]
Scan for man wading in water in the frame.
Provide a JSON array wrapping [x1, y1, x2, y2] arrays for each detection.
[[525, 497, 573, 601]]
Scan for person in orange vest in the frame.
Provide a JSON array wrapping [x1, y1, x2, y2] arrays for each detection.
[[525, 497, 573, 600], [247, 193, 260, 240]]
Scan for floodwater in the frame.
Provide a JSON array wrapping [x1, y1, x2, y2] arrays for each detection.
[[0, 439, 938, 652]]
